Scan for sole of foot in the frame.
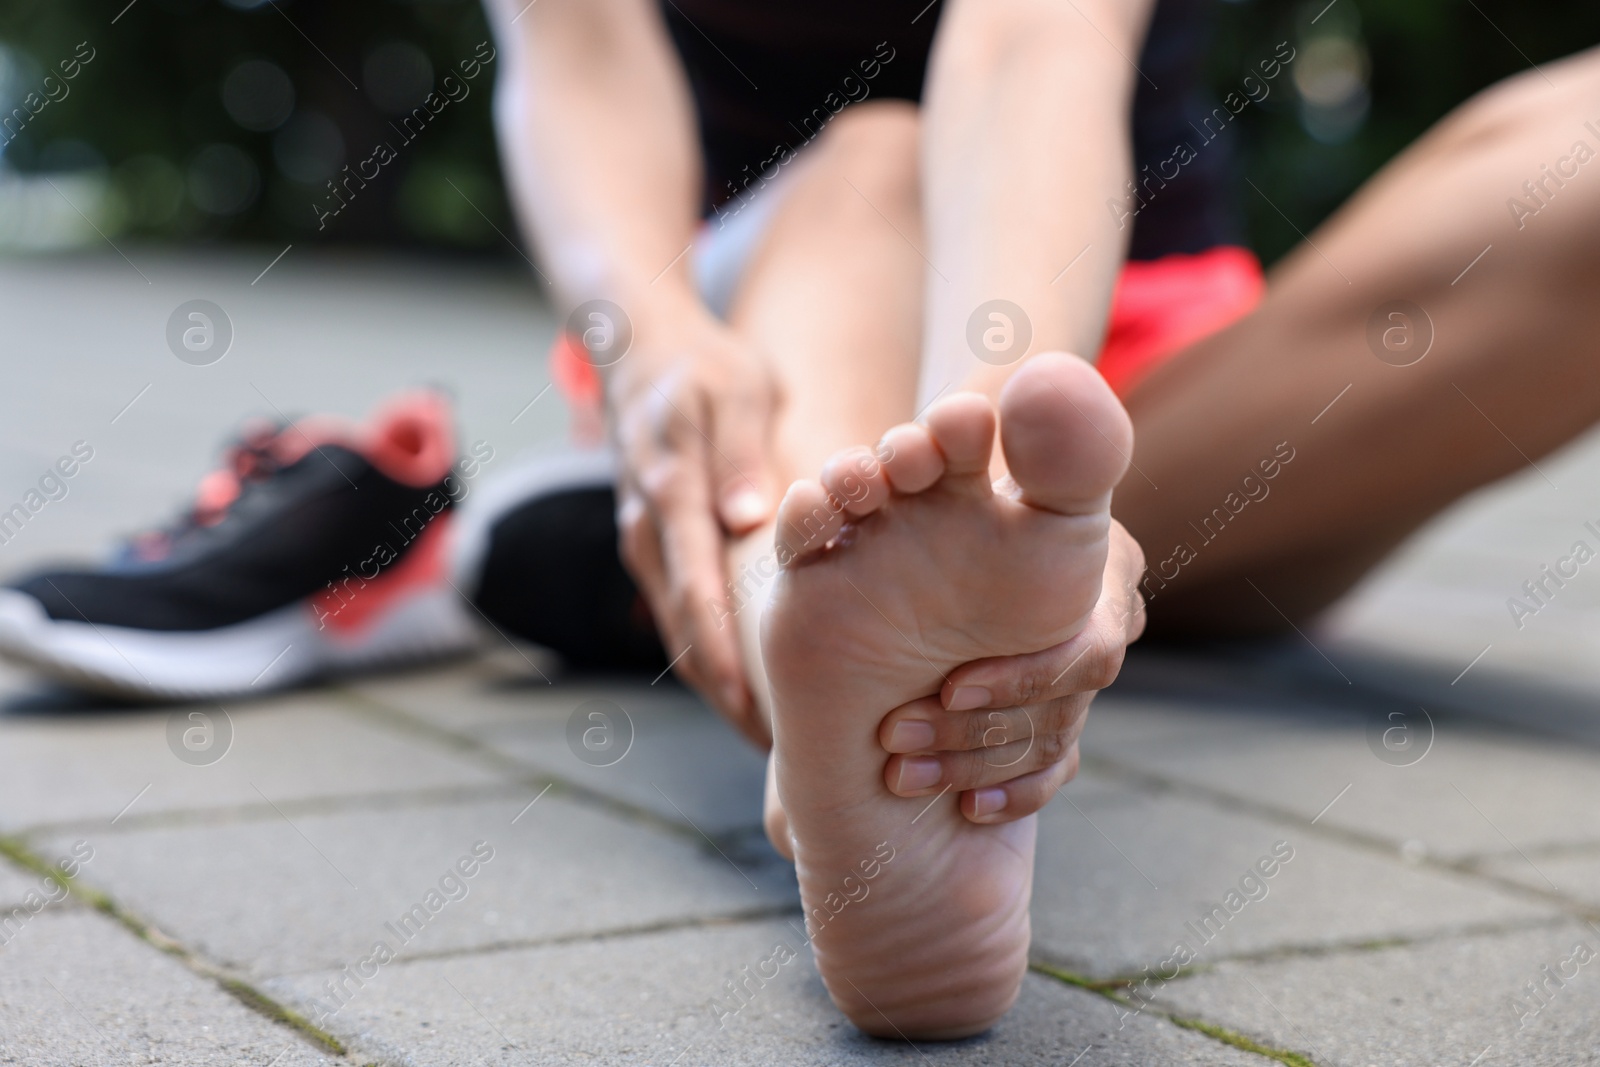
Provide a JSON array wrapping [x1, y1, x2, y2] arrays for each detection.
[[760, 352, 1131, 1039]]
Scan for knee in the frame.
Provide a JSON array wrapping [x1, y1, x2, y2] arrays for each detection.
[[1433, 45, 1600, 152], [812, 101, 921, 221]]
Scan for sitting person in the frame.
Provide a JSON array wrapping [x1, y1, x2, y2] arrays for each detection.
[[7, 0, 1600, 1039]]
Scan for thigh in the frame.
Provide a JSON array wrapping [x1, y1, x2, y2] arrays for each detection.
[[719, 101, 927, 485], [1116, 46, 1600, 633]]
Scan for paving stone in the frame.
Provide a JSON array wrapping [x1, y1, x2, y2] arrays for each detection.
[[1479, 848, 1600, 909], [0, 693, 503, 833], [1031, 770, 1557, 978], [265, 919, 1264, 1066], [0, 857, 51, 910], [0, 908, 331, 1067], [1149, 921, 1600, 1067], [1321, 423, 1600, 690], [40, 793, 794, 978], [357, 671, 770, 833], [1082, 690, 1600, 861]]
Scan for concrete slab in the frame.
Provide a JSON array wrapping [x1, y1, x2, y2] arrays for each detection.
[[1480, 849, 1600, 909], [0, 693, 504, 833], [1082, 691, 1600, 863], [354, 672, 770, 834], [1151, 921, 1600, 1067], [39, 793, 794, 978], [1032, 771, 1557, 978], [0, 909, 331, 1067], [266, 919, 1266, 1066], [0, 856, 52, 910], [1322, 420, 1600, 699]]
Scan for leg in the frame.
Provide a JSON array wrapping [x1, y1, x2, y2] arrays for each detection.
[[713, 101, 927, 732], [703, 104, 1117, 1038], [1116, 48, 1600, 631]]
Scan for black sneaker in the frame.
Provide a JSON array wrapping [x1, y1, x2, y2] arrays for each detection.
[[0, 392, 477, 700], [452, 450, 668, 674]]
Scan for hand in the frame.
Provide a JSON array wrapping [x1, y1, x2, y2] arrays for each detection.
[[607, 305, 778, 744], [877, 520, 1146, 822]]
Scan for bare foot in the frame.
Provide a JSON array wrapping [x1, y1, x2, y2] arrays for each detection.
[[761, 353, 1130, 1038]]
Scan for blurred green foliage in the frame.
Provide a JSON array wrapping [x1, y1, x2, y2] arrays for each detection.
[[2, 0, 1597, 260], [1213, 0, 1600, 263], [0, 0, 504, 249]]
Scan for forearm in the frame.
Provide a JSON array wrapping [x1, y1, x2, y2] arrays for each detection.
[[488, 0, 705, 327], [920, 0, 1153, 403]]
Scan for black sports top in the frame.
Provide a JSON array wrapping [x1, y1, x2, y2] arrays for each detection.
[[659, 0, 1240, 259]]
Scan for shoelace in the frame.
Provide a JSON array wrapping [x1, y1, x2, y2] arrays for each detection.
[[116, 419, 290, 565]]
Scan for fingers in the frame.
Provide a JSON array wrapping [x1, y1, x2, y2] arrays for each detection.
[[879, 695, 1079, 755], [961, 743, 1081, 824], [882, 693, 1092, 797], [707, 367, 775, 533], [618, 394, 752, 721], [935, 524, 1143, 711]]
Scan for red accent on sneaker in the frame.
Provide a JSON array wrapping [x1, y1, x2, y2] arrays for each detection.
[[275, 391, 457, 488], [307, 511, 454, 637]]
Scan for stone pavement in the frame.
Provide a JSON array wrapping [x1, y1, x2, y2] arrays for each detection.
[[2, 251, 1599, 1065]]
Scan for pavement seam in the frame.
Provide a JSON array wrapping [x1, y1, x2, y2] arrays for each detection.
[[1029, 961, 1319, 1066], [331, 683, 770, 848], [9, 781, 533, 840], [1080, 751, 1600, 917], [1030, 911, 1575, 987], [268, 902, 804, 977], [0, 834, 353, 1061]]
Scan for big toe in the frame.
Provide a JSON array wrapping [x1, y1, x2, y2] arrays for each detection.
[[999, 352, 1131, 516]]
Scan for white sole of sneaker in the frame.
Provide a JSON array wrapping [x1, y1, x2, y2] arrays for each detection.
[[0, 585, 477, 702]]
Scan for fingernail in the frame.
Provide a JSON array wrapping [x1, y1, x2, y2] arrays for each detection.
[[946, 686, 991, 712], [886, 720, 936, 753], [895, 756, 941, 793], [723, 488, 767, 528], [970, 788, 1007, 819]]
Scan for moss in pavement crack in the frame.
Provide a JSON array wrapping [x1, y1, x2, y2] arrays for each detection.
[[0, 835, 346, 1057], [1170, 1016, 1319, 1067], [1030, 961, 1319, 1066]]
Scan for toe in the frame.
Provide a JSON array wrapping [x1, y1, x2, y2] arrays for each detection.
[[924, 392, 997, 478], [999, 352, 1131, 516], [877, 424, 943, 494], [775, 479, 844, 563], [820, 447, 891, 517]]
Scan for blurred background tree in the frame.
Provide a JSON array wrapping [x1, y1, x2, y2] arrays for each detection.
[[0, 0, 506, 250], [1213, 0, 1600, 262], [1, 0, 1597, 261]]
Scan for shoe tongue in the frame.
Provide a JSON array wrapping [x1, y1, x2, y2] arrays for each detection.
[[353, 390, 457, 487], [263, 392, 453, 488]]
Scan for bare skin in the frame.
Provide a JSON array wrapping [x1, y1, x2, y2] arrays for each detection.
[[764, 356, 1129, 1037], [490, 0, 1600, 1039], [1115, 50, 1600, 632], [488, 0, 1149, 817]]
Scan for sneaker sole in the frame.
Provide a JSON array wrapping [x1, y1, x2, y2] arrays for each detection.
[[0, 585, 477, 702]]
